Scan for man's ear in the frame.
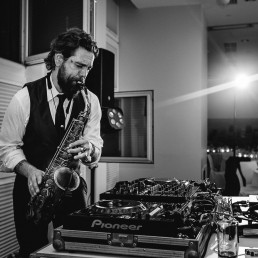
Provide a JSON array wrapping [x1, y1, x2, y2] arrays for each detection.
[[54, 53, 64, 67]]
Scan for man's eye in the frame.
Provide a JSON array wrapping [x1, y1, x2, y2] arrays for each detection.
[[76, 64, 83, 69]]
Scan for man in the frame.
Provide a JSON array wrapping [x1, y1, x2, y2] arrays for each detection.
[[0, 28, 103, 257]]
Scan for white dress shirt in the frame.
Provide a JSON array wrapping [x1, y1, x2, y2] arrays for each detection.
[[0, 76, 103, 171]]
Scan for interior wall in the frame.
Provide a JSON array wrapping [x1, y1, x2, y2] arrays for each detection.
[[118, 2, 207, 181], [0, 59, 26, 86]]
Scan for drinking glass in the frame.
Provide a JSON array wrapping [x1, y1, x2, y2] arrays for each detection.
[[217, 219, 238, 258]]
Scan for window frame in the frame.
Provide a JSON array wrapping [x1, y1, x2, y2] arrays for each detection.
[[100, 90, 154, 164]]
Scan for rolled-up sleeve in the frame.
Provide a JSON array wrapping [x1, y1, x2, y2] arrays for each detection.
[[0, 88, 29, 172], [83, 91, 103, 165]]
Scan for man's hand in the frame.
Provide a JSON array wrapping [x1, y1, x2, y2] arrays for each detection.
[[27, 169, 44, 197], [14, 160, 45, 197], [67, 138, 93, 163]]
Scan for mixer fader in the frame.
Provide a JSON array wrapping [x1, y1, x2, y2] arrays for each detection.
[[100, 177, 207, 203]]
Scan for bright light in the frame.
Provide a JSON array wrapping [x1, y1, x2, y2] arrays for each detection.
[[217, 0, 230, 5], [155, 73, 258, 109], [234, 73, 250, 89]]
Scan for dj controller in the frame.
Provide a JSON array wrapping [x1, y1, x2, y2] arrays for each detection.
[[53, 178, 220, 258]]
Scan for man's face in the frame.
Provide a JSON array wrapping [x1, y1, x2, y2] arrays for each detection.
[[57, 46, 95, 99]]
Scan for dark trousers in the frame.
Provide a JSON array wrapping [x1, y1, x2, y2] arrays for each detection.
[[13, 174, 87, 258]]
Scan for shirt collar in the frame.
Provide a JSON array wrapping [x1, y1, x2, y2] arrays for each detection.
[[47, 74, 63, 102]]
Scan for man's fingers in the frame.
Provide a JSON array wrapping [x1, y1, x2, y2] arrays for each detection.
[[68, 139, 85, 149], [36, 176, 41, 187], [67, 147, 83, 154], [29, 181, 37, 197], [28, 171, 43, 196]]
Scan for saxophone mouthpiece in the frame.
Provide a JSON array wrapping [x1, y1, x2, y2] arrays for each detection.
[[76, 81, 84, 90]]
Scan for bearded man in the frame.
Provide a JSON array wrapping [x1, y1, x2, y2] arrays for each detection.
[[0, 28, 103, 258]]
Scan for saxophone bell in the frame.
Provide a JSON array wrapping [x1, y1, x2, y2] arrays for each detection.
[[53, 167, 80, 191]]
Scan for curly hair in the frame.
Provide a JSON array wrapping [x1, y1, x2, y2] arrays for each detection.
[[44, 27, 99, 71]]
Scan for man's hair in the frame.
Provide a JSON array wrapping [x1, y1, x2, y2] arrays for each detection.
[[44, 27, 99, 71]]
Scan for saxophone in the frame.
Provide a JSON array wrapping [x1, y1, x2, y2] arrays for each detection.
[[27, 83, 91, 225]]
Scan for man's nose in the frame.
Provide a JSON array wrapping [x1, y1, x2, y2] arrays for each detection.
[[79, 68, 88, 78]]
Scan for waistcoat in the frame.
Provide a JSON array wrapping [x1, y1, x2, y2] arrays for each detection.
[[22, 75, 85, 171]]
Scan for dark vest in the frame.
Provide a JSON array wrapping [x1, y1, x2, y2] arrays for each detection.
[[22, 75, 85, 171]]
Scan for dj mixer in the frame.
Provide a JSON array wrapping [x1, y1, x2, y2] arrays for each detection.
[[53, 178, 219, 258]]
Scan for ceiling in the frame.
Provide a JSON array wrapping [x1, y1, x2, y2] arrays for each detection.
[[130, 0, 258, 40], [130, 0, 258, 77], [130, 0, 258, 27]]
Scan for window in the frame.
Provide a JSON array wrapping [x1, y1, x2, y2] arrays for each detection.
[[100, 90, 154, 164], [0, 0, 21, 63], [107, 0, 119, 35], [106, 0, 119, 92], [24, 0, 94, 65], [28, 0, 83, 56]]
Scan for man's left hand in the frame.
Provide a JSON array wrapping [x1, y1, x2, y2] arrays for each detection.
[[67, 138, 93, 163]]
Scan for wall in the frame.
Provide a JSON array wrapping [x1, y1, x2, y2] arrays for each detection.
[[118, 2, 207, 181], [0, 58, 26, 86]]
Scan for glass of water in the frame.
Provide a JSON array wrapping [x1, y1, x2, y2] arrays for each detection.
[[217, 219, 238, 258]]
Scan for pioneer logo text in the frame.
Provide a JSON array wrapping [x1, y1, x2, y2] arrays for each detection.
[[91, 219, 143, 231]]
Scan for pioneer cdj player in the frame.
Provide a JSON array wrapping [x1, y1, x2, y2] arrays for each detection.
[[53, 178, 219, 258]]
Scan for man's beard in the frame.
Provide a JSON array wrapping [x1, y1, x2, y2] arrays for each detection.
[[57, 64, 81, 100]]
